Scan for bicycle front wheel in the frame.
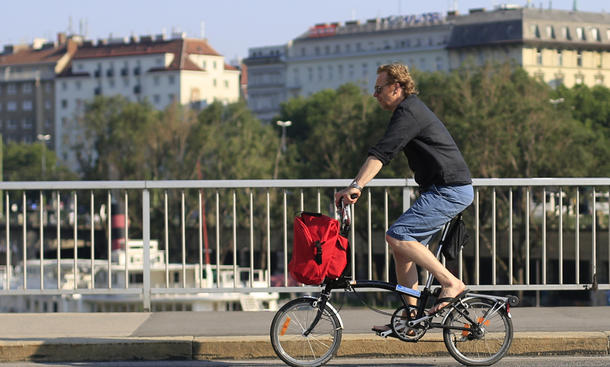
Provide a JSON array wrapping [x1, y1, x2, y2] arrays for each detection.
[[442, 297, 513, 366], [270, 297, 342, 367]]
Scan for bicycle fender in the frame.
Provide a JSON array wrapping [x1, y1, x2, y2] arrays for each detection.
[[301, 296, 344, 329]]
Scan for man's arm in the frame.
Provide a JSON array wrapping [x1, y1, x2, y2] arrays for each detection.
[[335, 156, 383, 205]]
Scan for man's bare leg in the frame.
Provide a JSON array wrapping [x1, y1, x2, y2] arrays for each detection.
[[386, 235, 465, 314]]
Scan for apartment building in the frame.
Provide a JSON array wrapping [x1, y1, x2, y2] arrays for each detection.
[[245, 6, 610, 122], [56, 34, 240, 167], [245, 13, 449, 121], [244, 45, 288, 122], [447, 6, 610, 87], [0, 34, 78, 149]]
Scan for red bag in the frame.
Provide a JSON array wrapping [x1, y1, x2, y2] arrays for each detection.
[[288, 212, 349, 285]]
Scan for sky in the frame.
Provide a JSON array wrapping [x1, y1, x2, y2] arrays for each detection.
[[1, 0, 608, 63]]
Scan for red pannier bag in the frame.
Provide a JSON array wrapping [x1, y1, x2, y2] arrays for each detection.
[[288, 212, 349, 285]]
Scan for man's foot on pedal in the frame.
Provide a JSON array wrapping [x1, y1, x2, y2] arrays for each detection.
[[429, 283, 467, 314]]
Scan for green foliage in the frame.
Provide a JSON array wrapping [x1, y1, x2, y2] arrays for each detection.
[[2, 141, 75, 181], [416, 63, 596, 178], [76, 97, 278, 180]]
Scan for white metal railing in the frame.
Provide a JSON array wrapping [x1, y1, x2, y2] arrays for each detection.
[[0, 178, 608, 311]]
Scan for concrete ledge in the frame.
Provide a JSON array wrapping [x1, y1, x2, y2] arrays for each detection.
[[1, 332, 608, 362], [0, 337, 192, 362]]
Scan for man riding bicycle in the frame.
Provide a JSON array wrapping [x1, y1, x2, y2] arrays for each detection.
[[335, 63, 474, 332]]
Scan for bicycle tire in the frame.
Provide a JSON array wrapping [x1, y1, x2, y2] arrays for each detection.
[[442, 297, 513, 366], [270, 297, 342, 367]]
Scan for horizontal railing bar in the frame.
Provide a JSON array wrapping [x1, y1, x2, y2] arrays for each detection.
[[0, 178, 608, 191], [0, 289, 142, 296]]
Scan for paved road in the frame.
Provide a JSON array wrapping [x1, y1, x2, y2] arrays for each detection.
[[0, 307, 609, 363], [2, 356, 610, 366]]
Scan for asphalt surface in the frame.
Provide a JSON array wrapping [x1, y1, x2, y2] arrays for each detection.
[[0, 306, 608, 363]]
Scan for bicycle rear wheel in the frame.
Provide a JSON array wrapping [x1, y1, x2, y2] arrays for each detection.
[[442, 297, 513, 366], [270, 297, 342, 367]]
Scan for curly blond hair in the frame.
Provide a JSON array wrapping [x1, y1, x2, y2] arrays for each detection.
[[377, 63, 417, 95]]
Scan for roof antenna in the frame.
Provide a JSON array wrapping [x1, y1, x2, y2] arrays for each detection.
[[572, 0, 578, 11], [200, 21, 206, 39]]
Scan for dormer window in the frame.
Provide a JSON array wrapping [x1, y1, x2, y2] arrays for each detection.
[[562, 27, 571, 40], [576, 27, 586, 41]]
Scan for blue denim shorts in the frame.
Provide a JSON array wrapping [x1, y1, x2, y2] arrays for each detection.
[[386, 184, 474, 245]]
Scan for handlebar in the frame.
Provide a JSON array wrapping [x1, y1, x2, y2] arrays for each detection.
[[338, 197, 353, 237]]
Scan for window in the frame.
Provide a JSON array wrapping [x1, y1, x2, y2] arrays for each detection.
[[22, 101, 32, 111], [308, 67, 313, 81], [23, 118, 33, 129], [576, 27, 585, 40], [224, 80, 229, 88], [545, 25, 555, 39], [7, 84, 16, 95], [338, 65, 343, 79], [61, 81, 67, 91], [153, 94, 160, 104], [327, 65, 333, 80], [301, 48, 306, 57], [348, 64, 354, 78], [591, 28, 601, 41], [577, 51, 583, 67], [22, 84, 32, 94], [153, 76, 160, 86], [531, 24, 540, 38], [7, 101, 16, 111], [61, 99, 68, 109], [7, 119, 17, 129], [362, 62, 368, 77], [202, 60, 206, 69], [156, 58, 163, 66], [536, 49, 543, 65], [557, 50, 563, 66], [75, 81, 81, 90], [213, 79, 217, 87], [562, 27, 571, 40], [168, 75, 175, 85], [213, 61, 217, 69], [317, 66, 322, 81]]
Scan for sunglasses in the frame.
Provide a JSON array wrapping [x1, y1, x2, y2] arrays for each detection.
[[373, 82, 394, 94]]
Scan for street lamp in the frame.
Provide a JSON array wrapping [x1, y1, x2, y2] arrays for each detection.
[[37, 134, 51, 180], [276, 120, 292, 152]]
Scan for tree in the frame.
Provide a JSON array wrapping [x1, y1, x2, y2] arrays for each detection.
[[3, 142, 75, 181]]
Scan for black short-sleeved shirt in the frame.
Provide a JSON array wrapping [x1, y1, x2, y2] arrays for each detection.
[[368, 95, 472, 190]]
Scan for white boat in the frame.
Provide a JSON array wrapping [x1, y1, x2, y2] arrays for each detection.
[[0, 240, 279, 313]]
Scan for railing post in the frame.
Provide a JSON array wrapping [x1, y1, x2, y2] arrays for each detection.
[[142, 188, 151, 312]]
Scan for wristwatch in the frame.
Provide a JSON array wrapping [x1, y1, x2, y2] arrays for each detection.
[[349, 181, 363, 191]]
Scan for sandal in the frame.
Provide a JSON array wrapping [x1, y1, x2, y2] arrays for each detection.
[[429, 289, 469, 315]]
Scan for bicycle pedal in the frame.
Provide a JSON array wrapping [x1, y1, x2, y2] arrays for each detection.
[[375, 329, 394, 338]]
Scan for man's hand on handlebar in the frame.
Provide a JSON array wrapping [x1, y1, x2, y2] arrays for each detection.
[[335, 187, 361, 207]]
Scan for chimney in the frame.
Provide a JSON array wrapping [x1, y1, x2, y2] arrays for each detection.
[[57, 32, 67, 45]]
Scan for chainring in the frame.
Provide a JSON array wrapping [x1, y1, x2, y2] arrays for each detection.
[[391, 306, 427, 342]]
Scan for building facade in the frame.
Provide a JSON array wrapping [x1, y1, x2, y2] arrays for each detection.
[[245, 6, 610, 122], [447, 7, 610, 88], [0, 35, 78, 149], [243, 45, 288, 122], [56, 34, 240, 168]]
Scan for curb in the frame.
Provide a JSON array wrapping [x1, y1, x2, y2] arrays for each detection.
[[0, 332, 608, 362]]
